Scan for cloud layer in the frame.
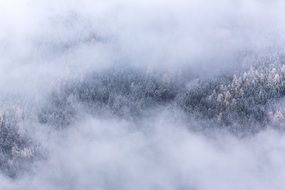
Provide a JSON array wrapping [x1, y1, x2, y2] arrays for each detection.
[[1, 0, 285, 189]]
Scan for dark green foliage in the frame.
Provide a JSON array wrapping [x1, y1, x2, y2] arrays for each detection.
[[39, 68, 178, 127], [0, 109, 39, 177], [39, 62, 285, 130]]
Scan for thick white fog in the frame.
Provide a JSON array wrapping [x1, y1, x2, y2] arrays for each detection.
[[1, 0, 285, 189]]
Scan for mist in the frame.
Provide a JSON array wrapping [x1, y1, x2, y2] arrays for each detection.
[[1, 0, 285, 189]]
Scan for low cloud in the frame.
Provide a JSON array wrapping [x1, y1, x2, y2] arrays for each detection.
[[1, 0, 285, 189]]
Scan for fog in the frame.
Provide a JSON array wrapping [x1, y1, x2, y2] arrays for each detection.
[[1, 0, 285, 189]]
